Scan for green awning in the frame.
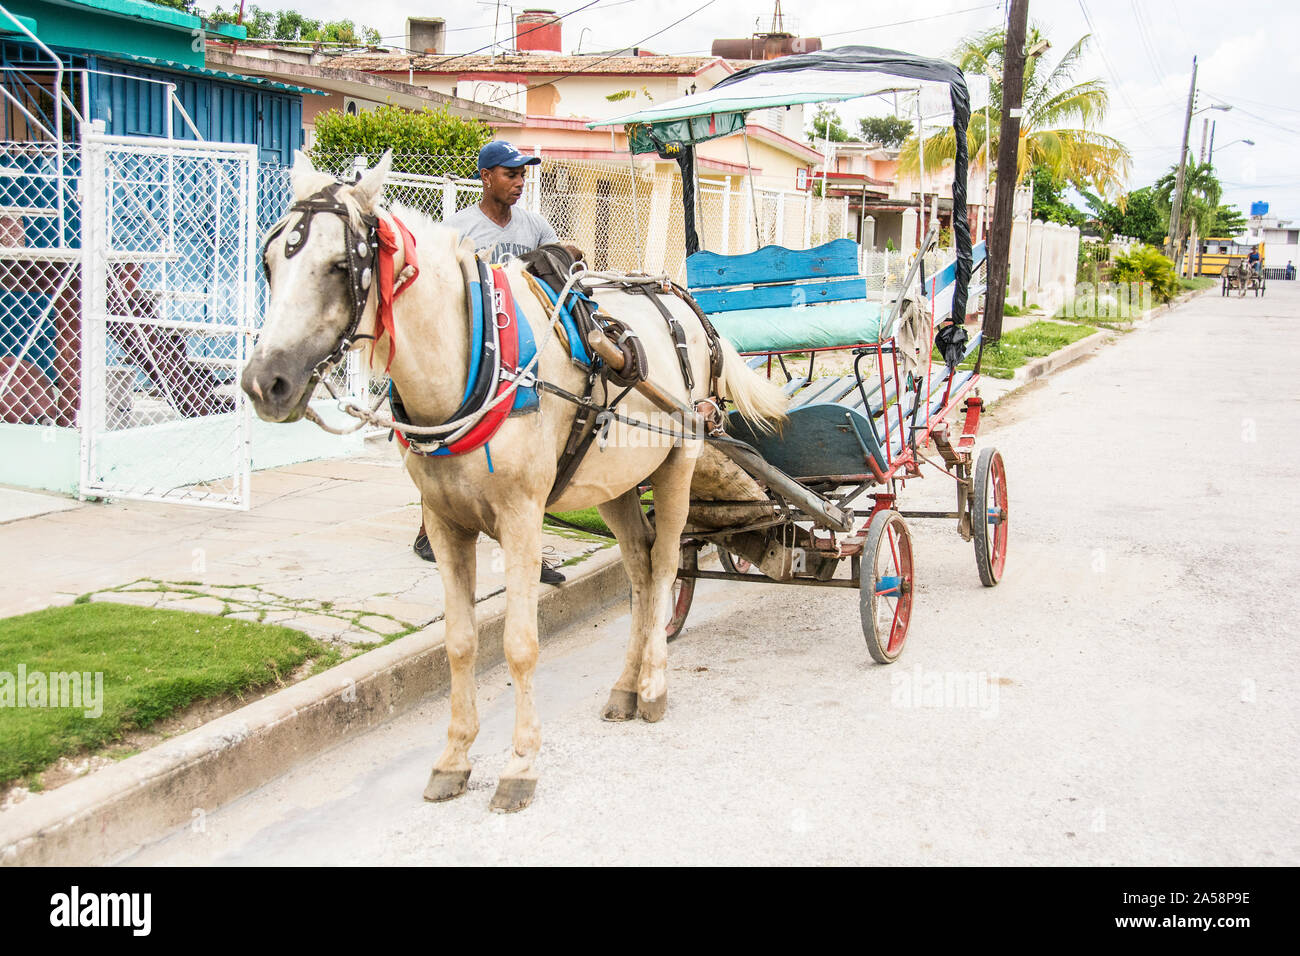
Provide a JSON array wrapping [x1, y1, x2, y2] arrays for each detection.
[[105, 53, 326, 96]]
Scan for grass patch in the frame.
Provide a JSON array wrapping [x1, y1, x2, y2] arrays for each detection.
[[0, 603, 329, 787], [1179, 277, 1216, 292], [544, 507, 611, 537], [938, 320, 1098, 378]]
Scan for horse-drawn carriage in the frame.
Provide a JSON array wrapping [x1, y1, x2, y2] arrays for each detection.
[[245, 46, 1009, 810], [1222, 259, 1266, 297], [593, 47, 1006, 661]]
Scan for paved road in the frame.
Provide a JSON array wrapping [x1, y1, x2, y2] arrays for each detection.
[[128, 286, 1300, 866]]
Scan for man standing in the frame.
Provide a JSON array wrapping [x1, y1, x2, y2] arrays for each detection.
[[445, 141, 558, 264], [412, 141, 566, 583]]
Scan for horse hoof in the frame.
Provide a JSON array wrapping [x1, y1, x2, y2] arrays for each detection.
[[489, 776, 537, 813], [601, 689, 638, 721], [638, 693, 668, 723], [423, 768, 470, 803]]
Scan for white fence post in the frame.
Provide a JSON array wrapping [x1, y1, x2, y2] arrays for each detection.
[[721, 176, 731, 254]]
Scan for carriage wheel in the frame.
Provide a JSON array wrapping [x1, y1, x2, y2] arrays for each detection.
[[859, 511, 914, 664], [972, 447, 1009, 587], [718, 549, 756, 575], [666, 546, 697, 642]]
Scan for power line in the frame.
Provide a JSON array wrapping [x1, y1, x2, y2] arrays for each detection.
[[1077, 0, 1150, 131], [672, 3, 1002, 54], [485, 0, 721, 104], [1203, 88, 1300, 117], [1128, 0, 1166, 85], [818, 3, 1002, 40], [430, 0, 607, 69]]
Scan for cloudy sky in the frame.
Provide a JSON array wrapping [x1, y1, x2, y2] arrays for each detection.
[[299, 0, 1296, 221]]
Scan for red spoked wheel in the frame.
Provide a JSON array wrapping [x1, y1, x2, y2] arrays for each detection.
[[718, 549, 757, 575], [972, 447, 1008, 587], [859, 511, 914, 664], [666, 546, 697, 642]]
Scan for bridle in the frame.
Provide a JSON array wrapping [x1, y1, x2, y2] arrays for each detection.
[[261, 181, 381, 378]]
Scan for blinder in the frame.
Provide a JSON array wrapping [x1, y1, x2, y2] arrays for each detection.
[[261, 181, 382, 377]]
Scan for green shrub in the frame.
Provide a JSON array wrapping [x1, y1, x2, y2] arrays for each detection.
[[1111, 244, 1179, 303], [310, 105, 494, 178]]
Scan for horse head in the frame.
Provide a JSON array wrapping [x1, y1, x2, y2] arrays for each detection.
[[242, 150, 393, 422]]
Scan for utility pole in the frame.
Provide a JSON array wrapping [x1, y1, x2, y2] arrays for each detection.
[[1166, 55, 1198, 267], [1199, 117, 1208, 163], [982, 0, 1028, 344], [1208, 120, 1217, 165]]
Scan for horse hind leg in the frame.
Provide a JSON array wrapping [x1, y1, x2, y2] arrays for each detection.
[[637, 450, 694, 723], [596, 489, 655, 721], [423, 517, 481, 803]]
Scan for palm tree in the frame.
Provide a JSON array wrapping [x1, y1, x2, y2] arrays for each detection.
[[1154, 161, 1222, 241], [898, 26, 1130, 197]]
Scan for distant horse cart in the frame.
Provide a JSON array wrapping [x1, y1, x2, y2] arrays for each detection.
[[1221, 260, 1265, 297], [243, 46, 1007, 811]]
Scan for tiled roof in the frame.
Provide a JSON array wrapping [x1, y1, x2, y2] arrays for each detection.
[[325, 53, 731, 76]]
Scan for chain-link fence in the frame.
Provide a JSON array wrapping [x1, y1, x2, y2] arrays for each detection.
[[290, 151, 852, 281], [1, 141, 82, 429]]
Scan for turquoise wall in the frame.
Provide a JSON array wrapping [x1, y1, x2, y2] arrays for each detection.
[[3, 0, 243, 68], [0, 401, 366, 506]]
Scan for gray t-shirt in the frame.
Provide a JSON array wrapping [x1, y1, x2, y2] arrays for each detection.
[[444, 204, 558, 264]]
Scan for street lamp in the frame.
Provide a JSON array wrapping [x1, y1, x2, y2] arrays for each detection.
[[1211, 138, 1255, 164]]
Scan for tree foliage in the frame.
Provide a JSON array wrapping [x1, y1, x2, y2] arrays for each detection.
[[808, 105, 851, 144], [899, 25, 1130, 197], [1030, 165, 1087, 227], [310, 105, 494, 177], [198, 4, 381, 46], [1152, 161, 1245, 242], [858, 115, 913, 147], [1085, 186, 1165, 245]]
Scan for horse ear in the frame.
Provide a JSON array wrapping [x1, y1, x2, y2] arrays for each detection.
[[290, 150, 317, 198], [352, 150, 393, 210]]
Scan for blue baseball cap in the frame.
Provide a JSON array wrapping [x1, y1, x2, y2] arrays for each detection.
[[477, 141, 541, 171]]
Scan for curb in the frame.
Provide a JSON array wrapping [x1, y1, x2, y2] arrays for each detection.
[[1006, 286, 1212, 390], [1017, 327, 1115, 383], [0, 546, 630, 866]]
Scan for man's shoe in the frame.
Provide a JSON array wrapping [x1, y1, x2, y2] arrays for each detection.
[[413, 530, 436, 563], [540, 558, 566, 585]]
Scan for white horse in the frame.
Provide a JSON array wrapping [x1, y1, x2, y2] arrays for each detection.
[[242, 152, 786, 811]]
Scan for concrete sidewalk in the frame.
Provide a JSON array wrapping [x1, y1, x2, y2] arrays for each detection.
[[0, 438, 612, 646]]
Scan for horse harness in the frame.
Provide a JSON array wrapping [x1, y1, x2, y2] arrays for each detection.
[[264, 183, 726, 503]]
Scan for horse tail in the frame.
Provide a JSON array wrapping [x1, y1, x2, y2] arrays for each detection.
[[717, 337, 788, 434]]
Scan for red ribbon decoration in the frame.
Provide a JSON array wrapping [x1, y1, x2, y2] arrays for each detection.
[[374, 215, 420, 371]]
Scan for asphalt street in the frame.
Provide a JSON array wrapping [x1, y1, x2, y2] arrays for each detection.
[[127, 284, 1300, 866]]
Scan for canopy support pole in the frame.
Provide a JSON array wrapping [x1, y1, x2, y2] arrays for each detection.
[[627, 151, 644, 272], [675, 145, 699, 258], [742, 126, 761, 250], [916, 90, 926, 254]]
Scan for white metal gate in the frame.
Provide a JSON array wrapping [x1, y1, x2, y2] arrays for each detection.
[[80, 134, 258, 508]]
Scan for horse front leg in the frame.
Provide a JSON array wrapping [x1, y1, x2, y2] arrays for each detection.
[[490, 509, 545, 812], [596, 489, 655, 720], [423, 515, 481, 802], [638, 450, 694, 722]]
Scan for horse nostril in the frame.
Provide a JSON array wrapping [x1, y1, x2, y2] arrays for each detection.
[[268, 375, 292, 402]]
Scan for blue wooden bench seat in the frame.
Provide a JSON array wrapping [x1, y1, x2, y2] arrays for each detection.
[[688, 239, 882, 355], [689, 238, 988, 358]]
